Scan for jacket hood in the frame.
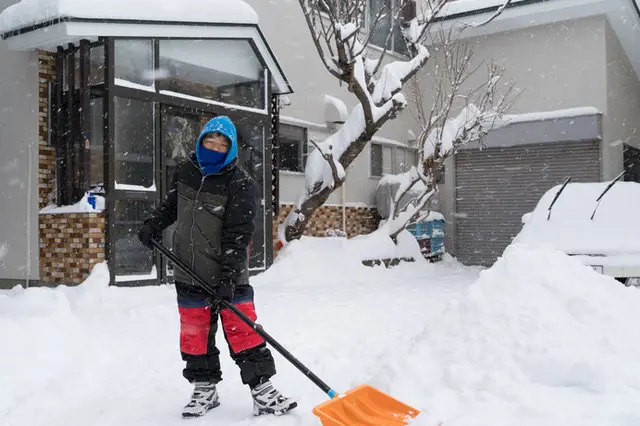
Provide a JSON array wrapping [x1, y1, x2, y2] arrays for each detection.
[[195, 116, 238, 175]]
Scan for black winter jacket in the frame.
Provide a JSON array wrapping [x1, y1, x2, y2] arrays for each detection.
[[145, 152, 258, 292]]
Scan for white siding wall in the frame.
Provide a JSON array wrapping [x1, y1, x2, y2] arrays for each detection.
[[244, 0, 421, 206], [0, 0, 40, 283], [423, 16, 609, 255], [603, 19, 640, 179]]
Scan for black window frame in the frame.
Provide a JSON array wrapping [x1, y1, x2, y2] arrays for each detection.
[[50, 39, 106, 206], [277, 123, 308, 173]]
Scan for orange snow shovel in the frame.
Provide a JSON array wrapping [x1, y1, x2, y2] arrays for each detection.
[[151, 239, 421, 425]]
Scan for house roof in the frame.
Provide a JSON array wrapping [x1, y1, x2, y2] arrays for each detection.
[[0, 0, 293, 95], [433, 0, 640, 80], [0, 0, 258, 34]]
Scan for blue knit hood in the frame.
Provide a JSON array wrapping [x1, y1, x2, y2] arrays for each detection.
[[195, 116, 238, 175]]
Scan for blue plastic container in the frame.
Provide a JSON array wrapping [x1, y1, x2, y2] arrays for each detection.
[[406, 216, 446, 261]]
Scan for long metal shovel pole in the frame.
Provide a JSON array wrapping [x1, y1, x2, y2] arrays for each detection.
[[150, 239, 338, 399]]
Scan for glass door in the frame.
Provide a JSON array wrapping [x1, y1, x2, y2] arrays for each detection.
[[159, 107, 213, 284], [109, 96, 159, 286], [158, 106, 270, 283]]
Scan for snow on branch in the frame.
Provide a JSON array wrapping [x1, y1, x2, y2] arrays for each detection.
[[383, 28, 519, 240], [279, 0, 514, 245]]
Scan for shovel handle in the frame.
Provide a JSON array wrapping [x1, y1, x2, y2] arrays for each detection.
[[150, 239, 338, 399]]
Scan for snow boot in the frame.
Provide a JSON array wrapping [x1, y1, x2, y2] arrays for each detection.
[[182, 381, 220, 418], [250, 379, 297, 416]]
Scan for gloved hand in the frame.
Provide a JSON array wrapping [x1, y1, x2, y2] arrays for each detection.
[[216, 284, 234, 304], [138, 222, 159, 250]]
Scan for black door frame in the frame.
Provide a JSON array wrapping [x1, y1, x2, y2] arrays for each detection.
[[103, 35, 275, 286]]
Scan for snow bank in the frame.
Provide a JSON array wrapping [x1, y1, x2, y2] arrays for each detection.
[[513, 181, 640, 255], [394, 244, 640, 425], [0, 0, 258, 33], [273, 230, 424, 271]]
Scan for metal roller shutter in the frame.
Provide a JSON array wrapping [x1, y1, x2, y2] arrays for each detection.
[[454, 141, 601, 266]]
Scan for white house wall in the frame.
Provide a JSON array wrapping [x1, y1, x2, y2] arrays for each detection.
[[244, 0, 421, 206], [0, 0, 39, 284], [603, 18, 640, 180], [423, 15, 609, 255]]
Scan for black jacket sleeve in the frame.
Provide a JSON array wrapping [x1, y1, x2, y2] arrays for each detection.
[[219, 169, 259, 290], [145, 168, 179, 232]]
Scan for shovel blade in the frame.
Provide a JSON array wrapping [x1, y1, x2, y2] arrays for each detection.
[[312, 384, 420, 426]]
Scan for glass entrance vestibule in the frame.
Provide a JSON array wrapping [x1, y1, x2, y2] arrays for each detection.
[[57, 36, 288, 286], [23, 28, 290, 285]]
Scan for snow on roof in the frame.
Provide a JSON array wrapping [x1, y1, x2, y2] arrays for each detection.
[[0, 0, 258, 34], [513, 181, 640, 256], [501, 106, 601, 125], [437, 0, 526, 18]]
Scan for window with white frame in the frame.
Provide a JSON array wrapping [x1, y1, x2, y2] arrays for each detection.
[[371, 143, 384, 177], [394, 146, 416, 173], [372, 143, 419, 177], [278, 124, 308, 173], [368, 0, 410, 56], [315, 0, 413, 56]]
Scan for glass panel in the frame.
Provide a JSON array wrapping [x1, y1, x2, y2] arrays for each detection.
[[90, 45, 105, 85], [393, 22, 409, 56], [158, 39, 266, 109], [382, 146, 393, 174], [279, 124, 305, 172], [160, 108, 213, 282], [89, 98, 104, 187], [369, 0, 392, 49], [114, 39, 154, 87], [371, 143, 383, 176], [279, 141, 302, 172], [113, 97, 155, 189], [394, 147, 416, 173], [113, 199, 157, 277], [236, 120, 266, 269]]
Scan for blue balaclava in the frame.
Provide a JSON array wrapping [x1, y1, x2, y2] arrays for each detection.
[[195, 116, 239, 176]]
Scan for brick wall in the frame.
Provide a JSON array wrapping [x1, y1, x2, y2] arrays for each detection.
[[273, 204, 380, 251], [37, 51, 106, 286], [38, 50, 57, 209], [40, 213, 106, 285]]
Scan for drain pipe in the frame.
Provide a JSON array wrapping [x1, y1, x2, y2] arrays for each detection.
[[26, 142, 32, 288], [342, 180, 346, 233]]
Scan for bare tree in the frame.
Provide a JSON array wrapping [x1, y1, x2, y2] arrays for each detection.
[[381, 28, 518, 240], [277, 0, 514, 245]]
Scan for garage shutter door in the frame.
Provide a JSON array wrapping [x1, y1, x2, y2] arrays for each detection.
[[454, 141, 601, 266]]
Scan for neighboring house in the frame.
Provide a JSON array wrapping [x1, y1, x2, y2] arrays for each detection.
[[425, 0, 640, 266], [243, 0, 421, 240]]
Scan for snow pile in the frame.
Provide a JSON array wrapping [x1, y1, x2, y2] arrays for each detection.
[[0, 237, 475, 426], [274, 230, 424, 269], [394, 244, 640, 425], [0, 0, 258, 33], [4, 235, 640, 425], [514, 181, 640, 255], [40, 191, 105, 214]]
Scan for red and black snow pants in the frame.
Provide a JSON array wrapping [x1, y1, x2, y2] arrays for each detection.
[[175, 282, 276, 387]]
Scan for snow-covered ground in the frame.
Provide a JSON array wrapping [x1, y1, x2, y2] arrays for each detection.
[[2, 235, 640, 426]]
